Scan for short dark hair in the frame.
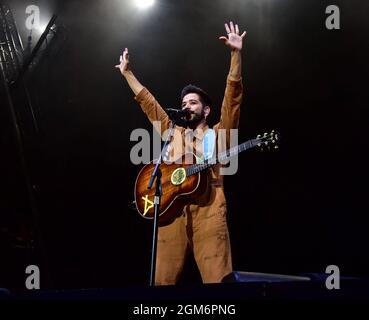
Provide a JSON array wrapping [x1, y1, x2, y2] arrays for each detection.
[[180, 84, 212, 108]]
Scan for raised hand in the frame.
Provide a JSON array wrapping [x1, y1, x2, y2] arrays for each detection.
[[115, 47, 130, 75], [219, 21, 247, 51]]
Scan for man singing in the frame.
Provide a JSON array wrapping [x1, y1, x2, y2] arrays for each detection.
[[116, 21, 246, 285]]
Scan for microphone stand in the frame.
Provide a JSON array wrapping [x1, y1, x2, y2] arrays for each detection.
[[148, 117, 177, 287]]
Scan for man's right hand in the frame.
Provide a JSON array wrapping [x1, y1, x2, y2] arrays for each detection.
[[115, 47, 144, 95], [115, 47, 130, 76]]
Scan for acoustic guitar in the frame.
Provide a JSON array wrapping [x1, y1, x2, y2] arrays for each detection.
[[134, 130, 279, 225]]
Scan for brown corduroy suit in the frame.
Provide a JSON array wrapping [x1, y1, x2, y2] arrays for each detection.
[[135, 75, 243, 285]]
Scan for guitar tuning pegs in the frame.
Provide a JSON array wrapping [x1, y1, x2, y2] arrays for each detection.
[[274, 145, 279, 149], [263, 132, 267, 137], [257, 134, 261, 139], [257, 143, 261, 147]]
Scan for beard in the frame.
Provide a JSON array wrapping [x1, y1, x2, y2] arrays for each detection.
[[186, 109, 205, 128]]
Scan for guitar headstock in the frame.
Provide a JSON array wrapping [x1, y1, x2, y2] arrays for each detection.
[[256, 130, 280, 151]]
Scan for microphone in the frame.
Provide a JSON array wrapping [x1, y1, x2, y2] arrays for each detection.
[[165, 108, 191, 119], [166, 108, 190, 116]]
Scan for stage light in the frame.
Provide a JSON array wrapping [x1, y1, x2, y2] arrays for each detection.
[[134, 0, 155, 9], [37, 24, 47, 33]]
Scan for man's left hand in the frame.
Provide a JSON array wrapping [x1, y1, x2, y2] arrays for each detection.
[[219, 21, 247, 51]]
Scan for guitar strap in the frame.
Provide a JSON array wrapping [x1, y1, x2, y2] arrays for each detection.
[[202, 128, 216, 162], [164, 127, 216, 164]]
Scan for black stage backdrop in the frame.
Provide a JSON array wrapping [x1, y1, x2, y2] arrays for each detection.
[[1, 0, 368, 291]]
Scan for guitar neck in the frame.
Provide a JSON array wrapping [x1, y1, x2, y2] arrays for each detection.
[[185, 138, 259, 176]]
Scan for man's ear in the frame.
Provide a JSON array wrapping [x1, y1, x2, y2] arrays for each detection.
[[204, 105, 211, 119]]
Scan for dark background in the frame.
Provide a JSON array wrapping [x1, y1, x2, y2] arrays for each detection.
[[1, 0, 368, 291]]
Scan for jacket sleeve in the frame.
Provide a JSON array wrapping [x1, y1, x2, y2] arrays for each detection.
[[134, 87, 171, 138], [218, 76, 243, 130], [215, 76, 243, 147]]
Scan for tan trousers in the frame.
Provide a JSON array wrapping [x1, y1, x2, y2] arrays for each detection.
[[155, 205, 232, 285]]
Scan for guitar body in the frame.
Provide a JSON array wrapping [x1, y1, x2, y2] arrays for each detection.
[[134, 153, 208, 226]]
